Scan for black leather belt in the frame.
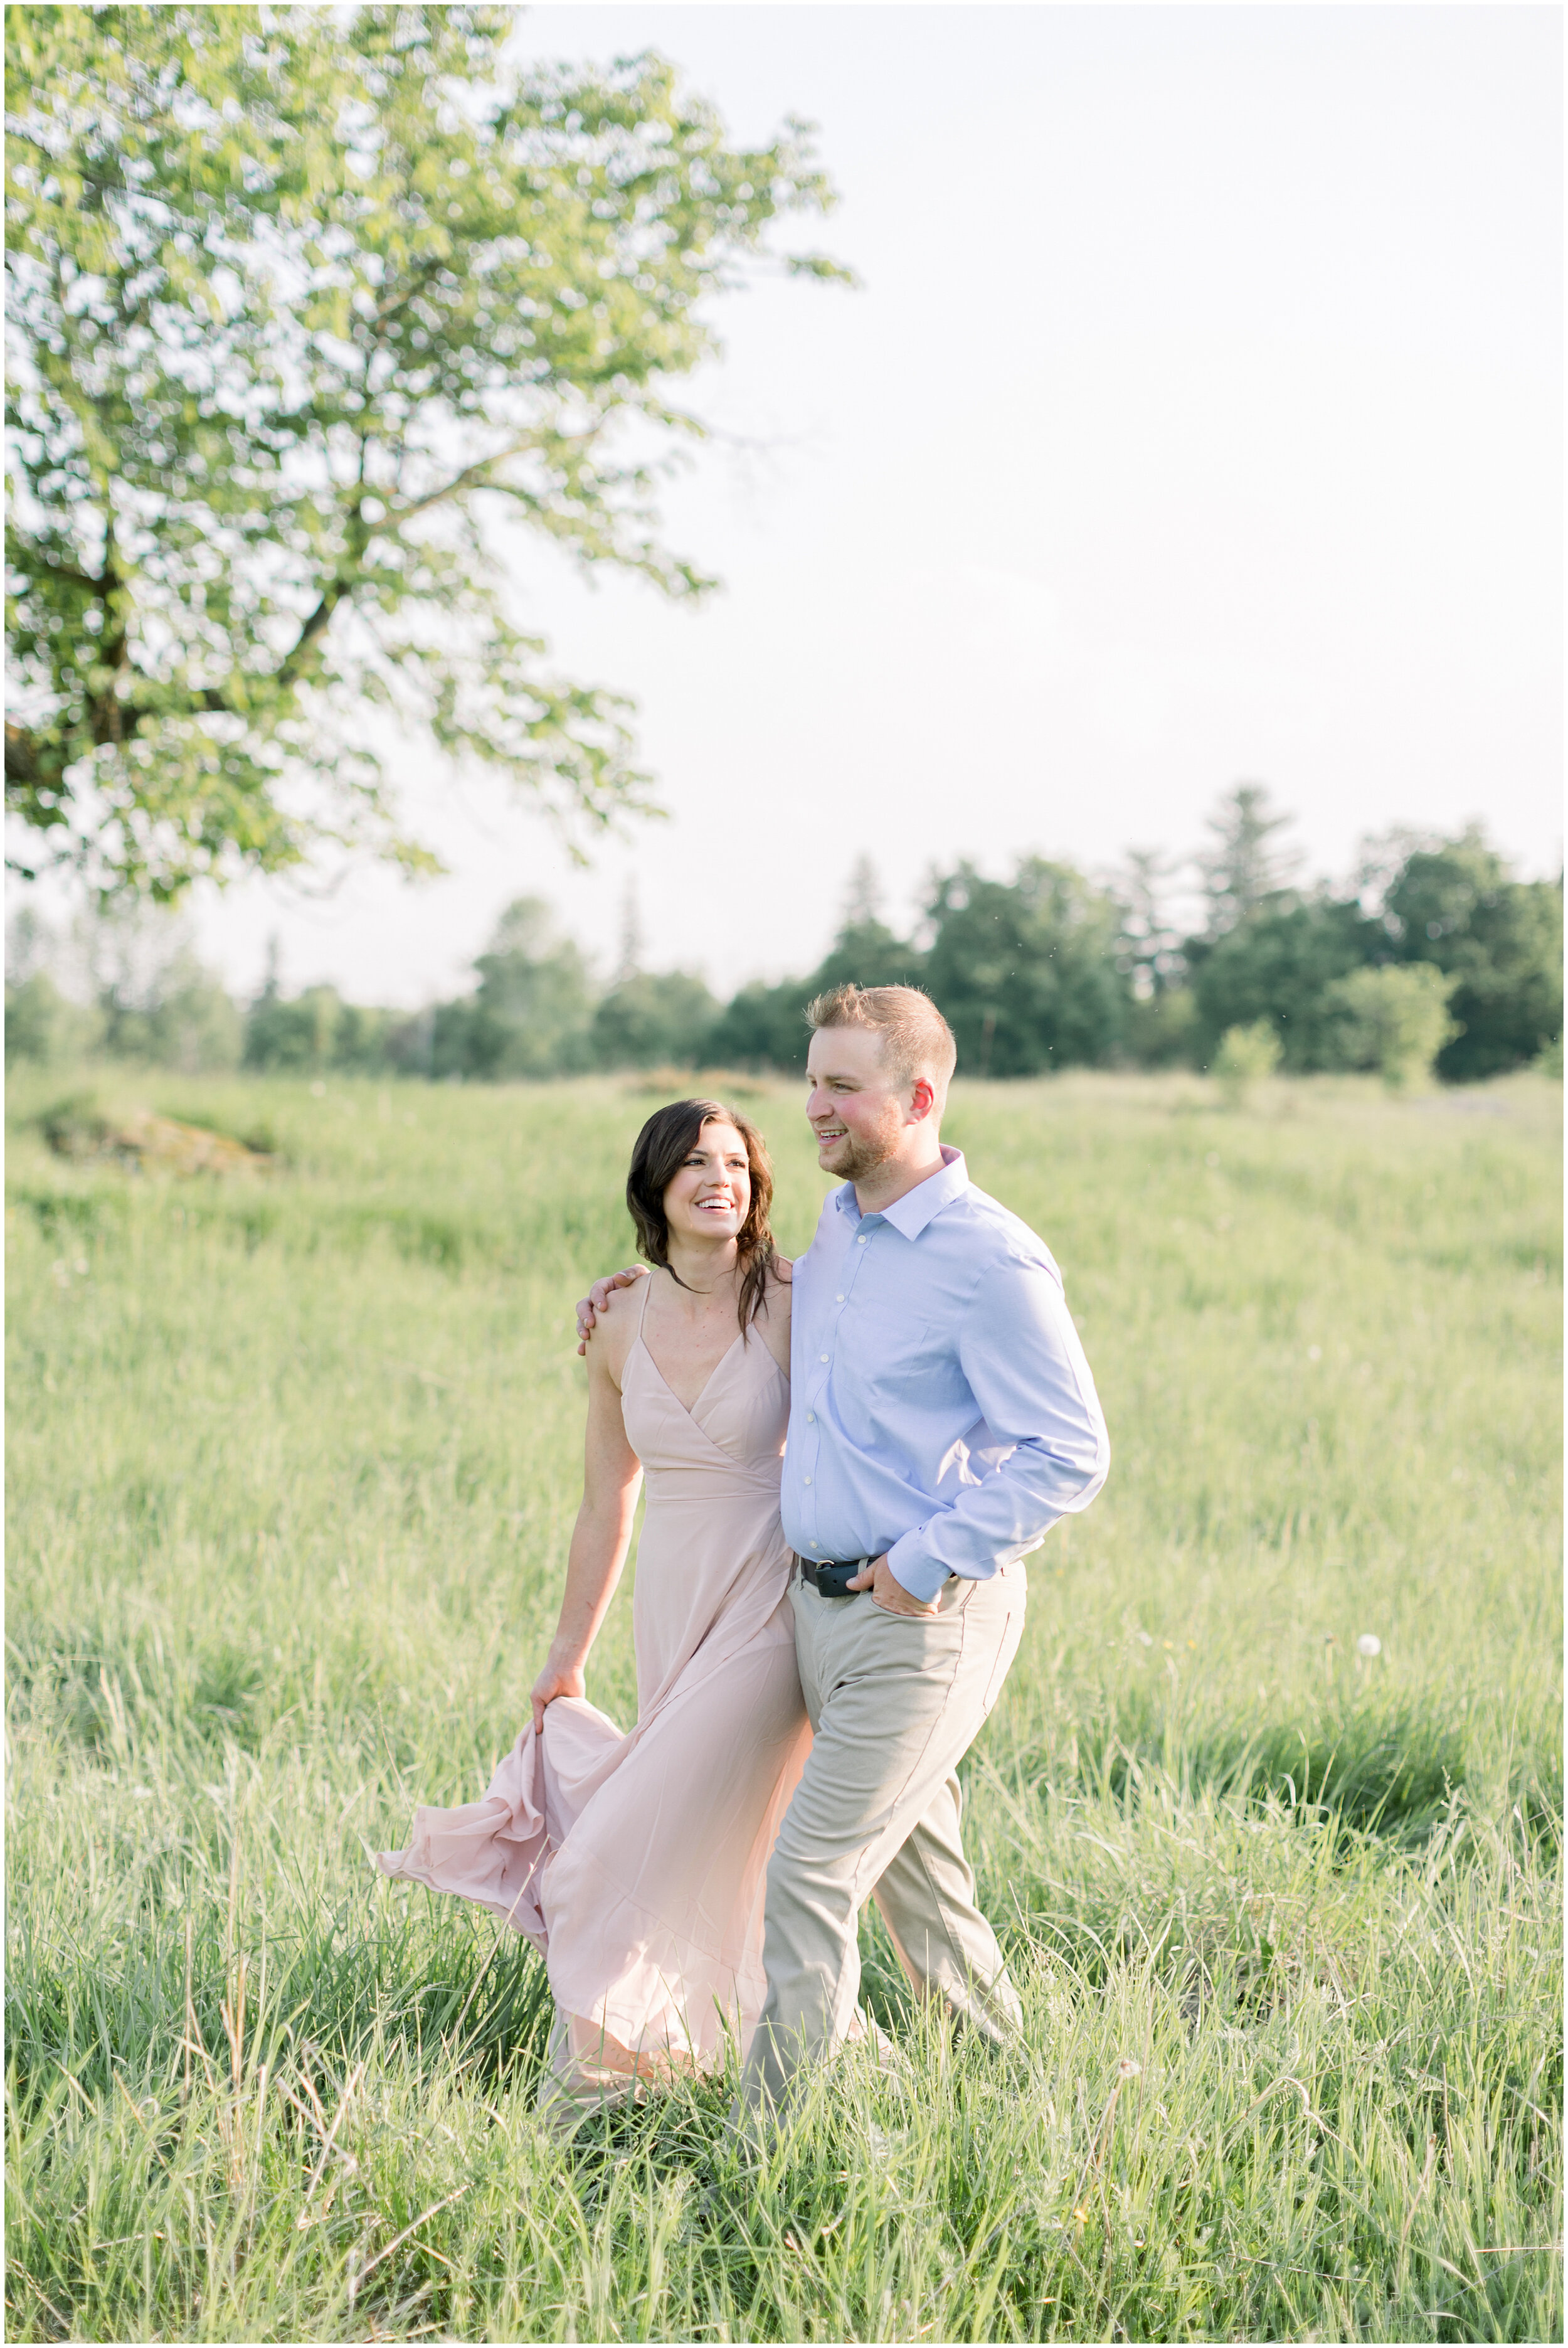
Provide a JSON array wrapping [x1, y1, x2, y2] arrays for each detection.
[[795, 1553, 874, 1597]]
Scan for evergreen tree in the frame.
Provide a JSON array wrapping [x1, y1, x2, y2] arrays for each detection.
[[1199, 785, 1302, 938]]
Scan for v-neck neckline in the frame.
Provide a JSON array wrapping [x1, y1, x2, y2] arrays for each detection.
[[635, 1273, 749, 1420], [637, 1324, 745, 1420]]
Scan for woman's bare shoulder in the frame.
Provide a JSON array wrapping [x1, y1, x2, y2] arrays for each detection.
[[595, 1272, 650, 1320], [585, 1273, 647, 1373]]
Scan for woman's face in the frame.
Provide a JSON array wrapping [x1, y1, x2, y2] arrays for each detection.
[[662, 1119, 751, 1247]]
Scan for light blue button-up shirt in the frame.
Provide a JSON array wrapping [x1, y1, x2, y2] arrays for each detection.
[[780, 1146, 1110, 1603]]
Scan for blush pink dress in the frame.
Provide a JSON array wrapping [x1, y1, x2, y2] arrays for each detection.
[[378, 1282, 810, 2110]]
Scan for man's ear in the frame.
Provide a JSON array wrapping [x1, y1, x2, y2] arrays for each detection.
[[908, 1076, 936, 1123]]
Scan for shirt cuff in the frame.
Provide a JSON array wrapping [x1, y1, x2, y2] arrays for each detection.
[[885, 1534, 952, 1605]]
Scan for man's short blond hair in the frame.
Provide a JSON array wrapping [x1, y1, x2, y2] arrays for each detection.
[[805, 983, 958, 1110]]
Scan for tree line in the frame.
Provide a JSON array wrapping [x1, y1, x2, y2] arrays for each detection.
[[7, 790, 1561, 1088]]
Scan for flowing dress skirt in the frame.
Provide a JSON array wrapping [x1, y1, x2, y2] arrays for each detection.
[[378, 1317, 810, 2107]]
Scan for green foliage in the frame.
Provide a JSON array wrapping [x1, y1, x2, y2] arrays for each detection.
[[4, 1065, 1560, 2340], [1112, 846, 1185, 1004], [710, 861, 1133, 1079], [1198, 783, 1303, 937], [708, 911, 926, 1075], [590, 969, 719, 1071], [1188, 898, 1385, 1070], [4, 970, 103, 1066], [103, 960, 241, 1071], [245, 982, 355, 1075], [706, 974, 813, 1073], [457, 897, 598, 1080], [1325, 963, 1458, 1092], [9, 811, 1562, 1095], [8, 900, 241, 1072], [1212, 1019, 1283, 1107], [1385, 834, 1564, 1082], [1124, 983, 1199, 1069], [5, 4, 845, 897], [921, 859, 1131, 1075], [703, 820, 1557, 1090]]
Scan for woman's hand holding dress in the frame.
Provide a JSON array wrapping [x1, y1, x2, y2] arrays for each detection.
[[531, 1649, 588, 1736]]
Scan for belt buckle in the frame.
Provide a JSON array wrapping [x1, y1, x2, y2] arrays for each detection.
[[810, 1556, 866, 1598]]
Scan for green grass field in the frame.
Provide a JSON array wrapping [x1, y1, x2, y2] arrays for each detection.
[[5, 1064, 1562, 2343]]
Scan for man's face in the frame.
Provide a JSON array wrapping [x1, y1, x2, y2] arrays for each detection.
[[805, 1024, 911, 1181]]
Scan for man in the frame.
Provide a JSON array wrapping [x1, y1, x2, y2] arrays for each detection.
[[577, 983, 1109, 2118]]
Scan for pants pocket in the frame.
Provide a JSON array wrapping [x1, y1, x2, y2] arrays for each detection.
[[980, 1599, 1023, 1717]]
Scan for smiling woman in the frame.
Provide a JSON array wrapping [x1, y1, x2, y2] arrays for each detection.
[[378, 1094, 803, 2129], [625, 1098, 780, 1344]]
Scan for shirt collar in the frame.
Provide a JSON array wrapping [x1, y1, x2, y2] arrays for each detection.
[[832, 1145, 969, 1240]]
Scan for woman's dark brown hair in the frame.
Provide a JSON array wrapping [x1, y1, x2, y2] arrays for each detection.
[[626, 1099, 777, 1334]]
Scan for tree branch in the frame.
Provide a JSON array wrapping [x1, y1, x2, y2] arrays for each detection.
[[388, 440, 538, 526], [273, 582, 349, 691], [12, 550, 109, 594]]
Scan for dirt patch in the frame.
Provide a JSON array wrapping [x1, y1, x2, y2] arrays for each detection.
[[41, 1100, 273, 1175]]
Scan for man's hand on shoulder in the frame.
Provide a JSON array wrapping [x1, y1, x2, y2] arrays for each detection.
[[575, 1265, 649, 1356], [846, 1554, 941, 1617]]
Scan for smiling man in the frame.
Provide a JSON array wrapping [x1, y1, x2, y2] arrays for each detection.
[[576, 982, 1109, 2118], [736, 981, 1109, 2117]]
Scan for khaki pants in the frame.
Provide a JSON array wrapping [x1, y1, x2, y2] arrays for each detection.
[[735, 1561, 1027, 2118]]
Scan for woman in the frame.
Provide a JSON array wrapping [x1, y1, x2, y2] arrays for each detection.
[[378, 1100, 809, 2124]]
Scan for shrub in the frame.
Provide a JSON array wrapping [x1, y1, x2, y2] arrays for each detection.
[[1213, 1019, 1282, 1107], [1325, 964, 1458, 1091]]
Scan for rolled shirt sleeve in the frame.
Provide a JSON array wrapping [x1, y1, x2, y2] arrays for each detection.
[[884, 1258, 1110, 1603]]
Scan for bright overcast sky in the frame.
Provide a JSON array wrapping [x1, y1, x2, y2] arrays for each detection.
[[183, 1, 1560, 1007]]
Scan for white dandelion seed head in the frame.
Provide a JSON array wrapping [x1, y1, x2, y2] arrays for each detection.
[[1357, 1634, 1382, 1659]]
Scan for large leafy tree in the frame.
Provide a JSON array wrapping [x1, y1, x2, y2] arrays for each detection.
[[5, 4, 844, 896]]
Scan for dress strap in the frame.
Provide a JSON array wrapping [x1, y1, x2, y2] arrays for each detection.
[[635, 1267, 655, 1341]]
